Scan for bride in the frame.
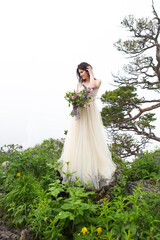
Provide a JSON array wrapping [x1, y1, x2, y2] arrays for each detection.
[[59, 62, 116, 191]]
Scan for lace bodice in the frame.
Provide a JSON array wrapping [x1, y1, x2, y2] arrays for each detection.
[[78, 84, 99, 98]]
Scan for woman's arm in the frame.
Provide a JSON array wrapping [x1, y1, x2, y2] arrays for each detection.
[[77, 83, 80, 92], [90, 78, 102, 89], [87, 66, 101, 89]]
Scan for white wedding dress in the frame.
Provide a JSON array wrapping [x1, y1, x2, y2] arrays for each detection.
[[59, 84, 116, 191]]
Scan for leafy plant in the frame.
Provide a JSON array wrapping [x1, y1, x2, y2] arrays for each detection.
[[0, 140, 160, 239], [0, 173, 43, 226], [28, 179, 98, 239], [127, 149, 160, 181], [0, 139, 63, 190], [97, 185, 160, 239]]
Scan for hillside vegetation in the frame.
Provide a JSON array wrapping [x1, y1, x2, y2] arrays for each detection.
[[0, 138, 160, 240]]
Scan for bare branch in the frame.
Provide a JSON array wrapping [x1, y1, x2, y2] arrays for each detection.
[[119, 124, 160, 142], [118, 102, 160, 124], [152, 0, 160, 24], [140, 99, 160, 103]]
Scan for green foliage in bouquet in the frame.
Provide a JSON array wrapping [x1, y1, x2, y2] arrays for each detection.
[[65, 88, 93, 117]]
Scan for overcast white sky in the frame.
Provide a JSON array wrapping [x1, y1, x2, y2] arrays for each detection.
[[0, 0, 160, 150]]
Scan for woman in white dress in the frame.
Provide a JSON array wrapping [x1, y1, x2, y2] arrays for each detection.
[[59, 62, 116, 191]]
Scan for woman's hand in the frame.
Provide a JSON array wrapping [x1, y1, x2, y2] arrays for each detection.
[[86, 66, 94, 77], [86, 66, 101, 89]]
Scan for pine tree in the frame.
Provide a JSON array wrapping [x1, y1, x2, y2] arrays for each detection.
[[101, 1, 160, 157]]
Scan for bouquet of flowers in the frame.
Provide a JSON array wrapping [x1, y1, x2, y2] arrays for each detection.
[[65, 87, 93, 117]]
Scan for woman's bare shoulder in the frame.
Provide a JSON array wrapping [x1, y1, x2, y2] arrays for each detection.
[[96, 79, 102, 83], [95, 79, 102, 88]]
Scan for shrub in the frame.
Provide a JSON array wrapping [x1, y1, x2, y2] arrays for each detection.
[[89, 186, 160, 240], [0, 138, 63, 190], [127, 149, 160, 181], [0, 173, 43, 226], [28, 179, 98, 239], [0, 141, 160, 239]]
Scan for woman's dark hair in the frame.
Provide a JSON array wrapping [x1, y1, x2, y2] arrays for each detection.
[[76, 62, 93, 83]]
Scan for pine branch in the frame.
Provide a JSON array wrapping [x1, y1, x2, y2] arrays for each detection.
[[118, 102, 160, 124]]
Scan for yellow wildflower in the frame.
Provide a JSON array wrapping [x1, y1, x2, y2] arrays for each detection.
[[77, 233, 80, 236], [81, 227, 88, 235], [144, 150, 148, 155], [97, 227, 102, 235], [17, 172, 21, 177]]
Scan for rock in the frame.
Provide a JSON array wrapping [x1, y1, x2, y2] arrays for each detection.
[[0, 221, 19, 240], [19, 227, 35, 240], [126, 180, 160, 196], [96, 168, 122, 203], [1, 162, 9, 171], [96, 170, 160, 203], [0, 221, 36, 240]]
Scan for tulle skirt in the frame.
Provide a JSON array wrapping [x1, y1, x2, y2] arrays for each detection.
[[58, 101, 116, 191]]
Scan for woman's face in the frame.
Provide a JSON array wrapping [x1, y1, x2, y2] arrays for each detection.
[[78, 69, 89, 80]]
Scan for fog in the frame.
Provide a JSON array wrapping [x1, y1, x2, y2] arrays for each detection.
[[0, 0, 160, 150]]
